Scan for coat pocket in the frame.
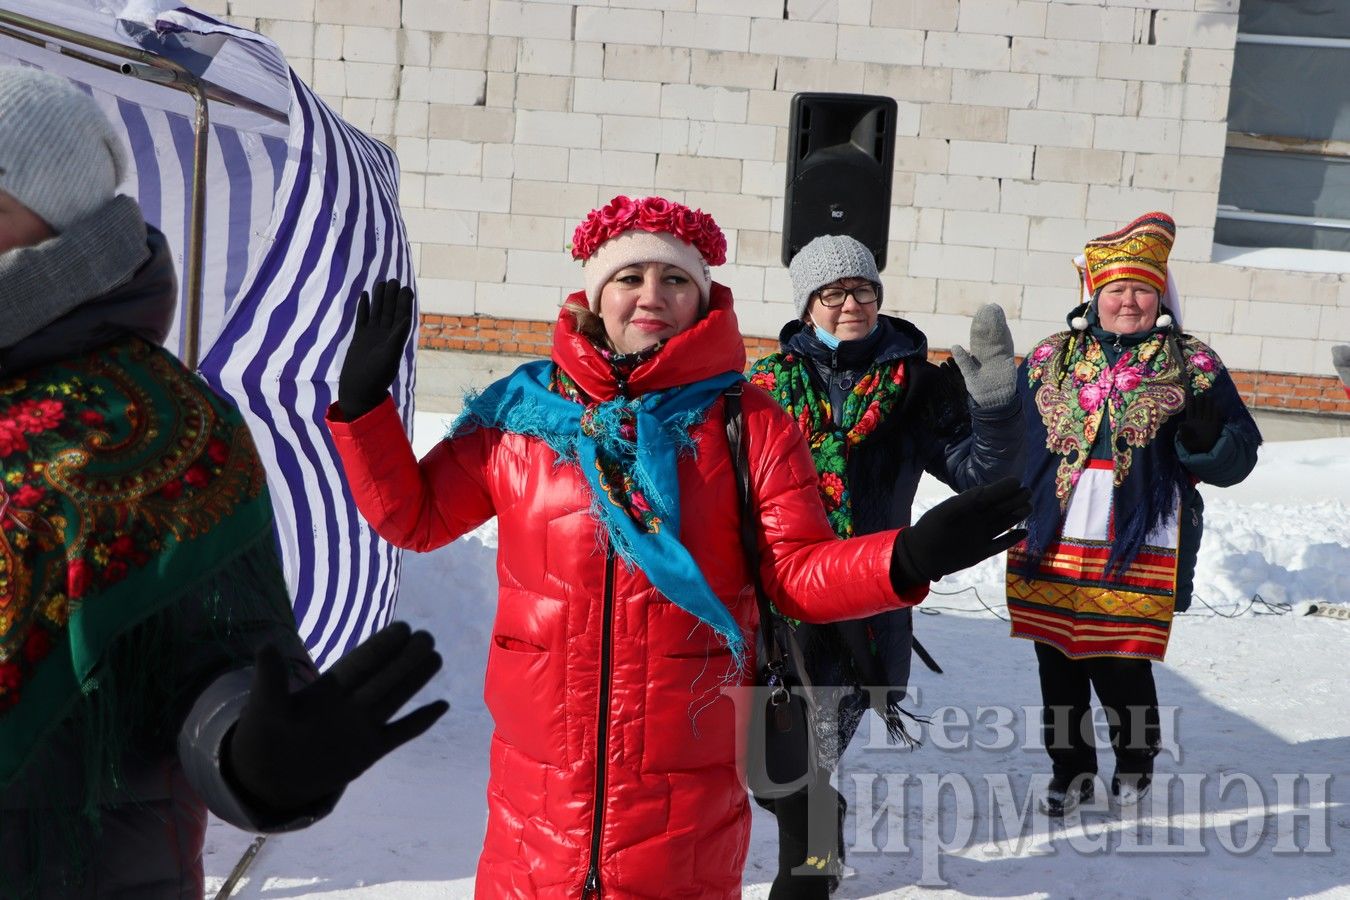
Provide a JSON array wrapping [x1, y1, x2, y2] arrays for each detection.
[[641, 650, 743, 774], [483, 635, 565, 766]]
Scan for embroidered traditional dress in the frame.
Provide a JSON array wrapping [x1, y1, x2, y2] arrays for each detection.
[[1007, 328, 1227, 661]]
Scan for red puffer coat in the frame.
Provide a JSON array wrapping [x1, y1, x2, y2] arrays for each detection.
[[327, 285, 926, 898]]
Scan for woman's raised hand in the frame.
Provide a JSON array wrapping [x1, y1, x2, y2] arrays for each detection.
[[225, 622, 449, 815], [949, 303, 1017, 409], [338, 279, 414, 420]]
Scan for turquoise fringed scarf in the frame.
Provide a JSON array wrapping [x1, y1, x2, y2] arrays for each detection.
[[452, 360, 747, 662]]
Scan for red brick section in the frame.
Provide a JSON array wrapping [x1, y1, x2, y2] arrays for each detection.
[[1227, 369, 1348, 415], [419, 313, 1350, 416], [418, 314, 554, 357]]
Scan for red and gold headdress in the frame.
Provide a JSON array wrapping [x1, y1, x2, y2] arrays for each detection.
[[1082, 212, 1175, 296]]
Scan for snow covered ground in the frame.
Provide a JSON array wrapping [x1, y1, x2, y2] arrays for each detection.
[[204, 420, 1350, 898]]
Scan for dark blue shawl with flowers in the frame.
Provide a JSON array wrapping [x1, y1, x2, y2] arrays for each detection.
[[1018, 326, 1261, 575]]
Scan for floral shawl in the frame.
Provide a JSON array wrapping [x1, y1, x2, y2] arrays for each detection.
[[747, 352, 907, 538], [0, 337, 285, 787], [1020, 328, 1259, 574]]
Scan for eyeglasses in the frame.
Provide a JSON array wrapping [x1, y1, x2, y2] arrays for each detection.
[[814, 283, 881, 308]]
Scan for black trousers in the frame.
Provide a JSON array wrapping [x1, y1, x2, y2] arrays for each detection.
[[757, 770, 844, 900], [1034, 641, 1161, 780]]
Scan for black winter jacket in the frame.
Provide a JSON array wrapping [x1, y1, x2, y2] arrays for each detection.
[[779, 315, 1026, 533], [769, 316, 1025, 760]]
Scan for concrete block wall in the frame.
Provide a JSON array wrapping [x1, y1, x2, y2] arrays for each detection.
[[196, 0, 1349, 409]]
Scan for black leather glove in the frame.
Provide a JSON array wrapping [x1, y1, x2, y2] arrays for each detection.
[[338, 279, 414, 420], [1177, 393, 1223, 454], [891, 476, 1032, 590], [224, 622, 449, 815]]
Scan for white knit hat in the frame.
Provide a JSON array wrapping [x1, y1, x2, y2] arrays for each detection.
[[788, 234, 880, 317], [0, 67, 129, 232], [583, 229, 711, 310]]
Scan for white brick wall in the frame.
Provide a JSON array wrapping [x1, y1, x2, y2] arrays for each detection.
[[775, 58, 865, 94], [1044, 5, 1140, 43], [515, 110, 602, 149], [604, 43, 690, 82], [924, 32, 1012, 71], [1001, 180, 1089, 218], [573, 78, 663, 114], [944, 210, 1031, 250], [872, 0, 958, 33], [1038, 75, 1127, 115], [576, 7, 664, 45], [948, 141, 1035, 179], [1012, 37, 1100, 77], [661, 83, 749, 122], [910, 243, 997, 282], [692, 50, 776, 89], [915, 174, 1002, 213], [748, 20, 838, 60], [838, 25, 925, 66], [1008, 109, 1094, 149], [664, 13, 751, 53], [951, 70, 1039, 110], [214, 0, 1348, 380], [957, 0, 1049, 39]]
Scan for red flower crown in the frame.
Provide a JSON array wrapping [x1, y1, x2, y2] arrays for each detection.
[[570, 195, 727, 266]]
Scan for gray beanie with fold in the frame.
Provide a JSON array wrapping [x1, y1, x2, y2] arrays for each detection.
[[0, 67, 128, 232], [788, 234, 881, 318]]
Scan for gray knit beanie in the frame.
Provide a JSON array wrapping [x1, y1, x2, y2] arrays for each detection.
[[0, 67, 128, 232], [788, 234, 881, 318]]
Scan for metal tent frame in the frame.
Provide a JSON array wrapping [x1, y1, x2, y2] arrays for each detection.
[[0, 7, 282, 368]]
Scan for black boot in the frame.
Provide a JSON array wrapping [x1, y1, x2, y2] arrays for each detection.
[[1039, 773, 1095, 818], [767, 783, 842, 899], [1111, 766, 1153, 807]]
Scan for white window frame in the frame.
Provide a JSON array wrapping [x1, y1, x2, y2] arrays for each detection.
[[1214, 31, 1350, 272]]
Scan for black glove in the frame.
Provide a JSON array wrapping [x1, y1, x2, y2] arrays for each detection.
[[1177, 393, 1223, 454], [927, 359, 970, 435], [338, 279, 414, 420], [224, 622, 449, 815], [891, 476, 1032, 590]]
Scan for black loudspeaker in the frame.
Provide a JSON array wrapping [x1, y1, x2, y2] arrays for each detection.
[[781, 92, 898, 268]]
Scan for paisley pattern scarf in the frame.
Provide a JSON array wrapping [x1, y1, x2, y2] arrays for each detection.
[[0, 337, 280, 785], [550, 345, 666, 533], [1024, 331, 1219, 509], [748, 352, 907, 538], [453, 359, 747, 661]]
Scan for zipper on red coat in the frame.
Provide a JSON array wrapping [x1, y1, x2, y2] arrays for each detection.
[[582, 543, 617, 899]]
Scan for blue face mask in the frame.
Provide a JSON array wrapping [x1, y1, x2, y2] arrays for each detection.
[[812, 320, 877, 350]]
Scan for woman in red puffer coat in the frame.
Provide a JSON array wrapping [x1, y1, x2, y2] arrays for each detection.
[[327, 197, 1030, 898]]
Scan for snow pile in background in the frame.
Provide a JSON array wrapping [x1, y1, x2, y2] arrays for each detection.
[[915, 436, 1350, 615]]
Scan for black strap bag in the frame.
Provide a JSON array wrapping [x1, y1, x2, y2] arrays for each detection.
[[723, 384, 819, 801]]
